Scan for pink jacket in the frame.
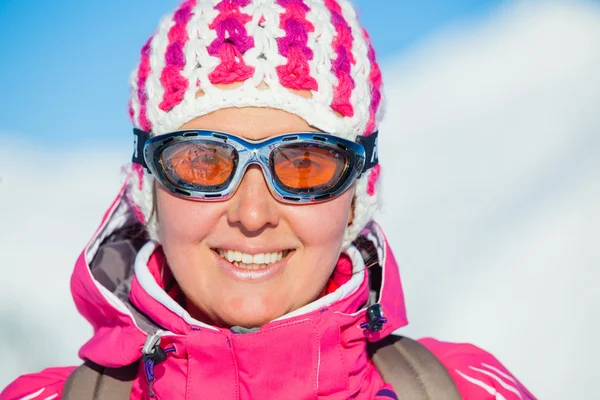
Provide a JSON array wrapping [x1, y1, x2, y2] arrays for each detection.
[[1, 181, 536, 400]]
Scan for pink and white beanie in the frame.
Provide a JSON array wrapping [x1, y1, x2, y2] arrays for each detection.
[[127, 0, 385, 249]]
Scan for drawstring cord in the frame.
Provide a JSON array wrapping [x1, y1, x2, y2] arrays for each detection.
[[142, 332, 175, 398]]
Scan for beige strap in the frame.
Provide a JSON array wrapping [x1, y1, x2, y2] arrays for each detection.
[[370, 336, 462, 400], [62, 360, 137, 400]]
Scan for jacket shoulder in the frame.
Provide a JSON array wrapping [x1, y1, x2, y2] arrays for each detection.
[[0, 366, 76, 400], [418, 338, 536, 400]]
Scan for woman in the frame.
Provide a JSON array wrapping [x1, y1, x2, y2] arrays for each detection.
[[1, 0, 535, 399]]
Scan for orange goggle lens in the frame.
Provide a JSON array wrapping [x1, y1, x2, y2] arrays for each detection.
[[162, 142, 237, 189], [271, 144, 347, 192], [161, 141, 348, 193]]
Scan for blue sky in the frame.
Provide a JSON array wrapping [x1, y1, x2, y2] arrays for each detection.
[[0, 0, 500, 147]]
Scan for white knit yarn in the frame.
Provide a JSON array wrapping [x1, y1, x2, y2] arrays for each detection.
[[127, 0, 384, 249]]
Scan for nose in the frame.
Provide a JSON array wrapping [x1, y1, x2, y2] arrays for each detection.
[[226, 165, 280, 234]]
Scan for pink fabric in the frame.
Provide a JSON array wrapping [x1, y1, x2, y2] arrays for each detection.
[[1, 367, 75, 400], [1, 184, 536, 399], [421, 338, 537, 400]]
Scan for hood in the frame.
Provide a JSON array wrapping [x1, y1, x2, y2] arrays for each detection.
[[69, 171, 408, 398]]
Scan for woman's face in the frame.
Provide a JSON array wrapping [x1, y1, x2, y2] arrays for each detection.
[[156, 106, 354, 328]]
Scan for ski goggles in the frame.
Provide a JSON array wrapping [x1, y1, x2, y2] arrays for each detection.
[[132, 128, 379, 203]]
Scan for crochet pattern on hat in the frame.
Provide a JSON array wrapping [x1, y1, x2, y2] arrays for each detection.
[[324, 0, 355, 117], [208, 0, 256, 84], [275, 0, 318, 91], [160, 0, 197, 112]]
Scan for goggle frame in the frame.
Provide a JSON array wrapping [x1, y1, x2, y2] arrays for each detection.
[[135, 129, 378, 204]]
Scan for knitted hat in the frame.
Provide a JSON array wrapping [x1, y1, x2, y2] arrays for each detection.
[[127, 0, 384, 249]]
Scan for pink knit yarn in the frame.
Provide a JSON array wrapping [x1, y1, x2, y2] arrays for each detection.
[[208, 0, 255, 84], [324, 0, 355, 117], [132, 163, 145, 191], [130, 163, 147, 224], [367, 164, 380, 197], [136, 37, 154, 132], [275, 0, 318, 91], [131, 202, 146, 225], [127, 99, 134, 120], [363, 28, 382, 136], [159, 0, 196, 112]]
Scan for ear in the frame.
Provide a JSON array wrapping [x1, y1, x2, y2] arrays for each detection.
[[348, 197, 355, 226]]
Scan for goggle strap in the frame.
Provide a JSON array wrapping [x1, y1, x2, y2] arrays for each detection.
[[132, 128, 379, 174], [132, 128, 150, 169], [356, 131, 379, 174]]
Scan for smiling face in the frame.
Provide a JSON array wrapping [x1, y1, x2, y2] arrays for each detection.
[[155, 106, 355, 328]]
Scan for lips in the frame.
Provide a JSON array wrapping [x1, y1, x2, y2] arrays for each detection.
[[212, 248, 295, 281]]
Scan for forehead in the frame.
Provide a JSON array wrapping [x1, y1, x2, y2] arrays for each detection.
[[179, 106, 320, 141], [180, 82, 321, 141]]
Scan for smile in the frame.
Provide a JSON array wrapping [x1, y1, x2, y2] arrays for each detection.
[[215, 249, 293, 270]]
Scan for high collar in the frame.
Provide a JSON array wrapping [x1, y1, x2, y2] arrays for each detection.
[[69, 177, 408, 398]]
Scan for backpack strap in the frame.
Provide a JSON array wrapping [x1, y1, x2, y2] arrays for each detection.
[[62, 360, 137, 400], [369, 335, 462, 400]]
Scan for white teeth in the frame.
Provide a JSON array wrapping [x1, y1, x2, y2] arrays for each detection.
[[216, 249, 290, 269]]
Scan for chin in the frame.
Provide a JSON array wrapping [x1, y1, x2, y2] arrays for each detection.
[[221, 314, 272, 329], [215, 298, 290, 328]]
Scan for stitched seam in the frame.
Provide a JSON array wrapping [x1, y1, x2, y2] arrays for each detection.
[[185, 344, 193, 400], [393, 342, 431, 399], [228, 335, 241, 400], [234, 319, 319, 398], [313, 322, 320, 399], [336, 327, 350, 393], [93, 367, 104, 400]]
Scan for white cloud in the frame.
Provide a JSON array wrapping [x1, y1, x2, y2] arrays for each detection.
[[0, 137, 128, 386], [378, 1, 600, 398], [1, 1, 599, 397]]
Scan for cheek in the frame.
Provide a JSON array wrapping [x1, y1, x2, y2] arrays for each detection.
[[155, 186, 221, 244], [283, 191, 353, 303], [289, 191, 353, 248]]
